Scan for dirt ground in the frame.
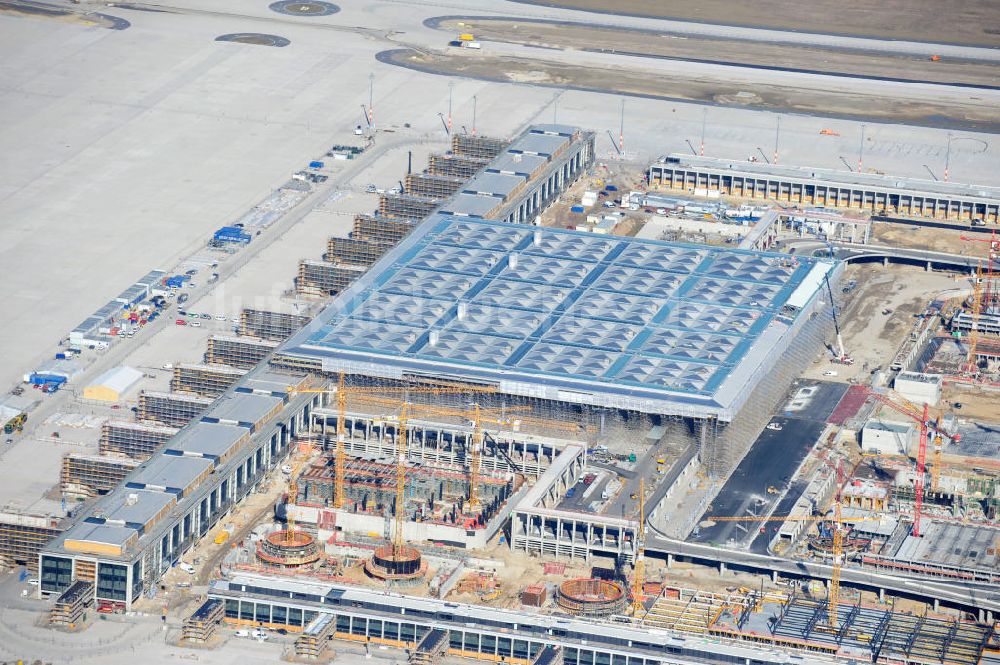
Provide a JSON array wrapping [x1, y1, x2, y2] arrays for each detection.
[[942, 383, 1000, 424], [872, 222, 983, 255], [800, 263, 956, 382], [437, 19, 999, 88], [507, 0, 1000, 48], [383, 50, 1000, 134]]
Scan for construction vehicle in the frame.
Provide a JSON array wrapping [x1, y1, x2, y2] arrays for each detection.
[[3, 412, 26, 435], [930, 55, 941, 62], [824, 273, 854, 365], [819, 129, 840, 136]]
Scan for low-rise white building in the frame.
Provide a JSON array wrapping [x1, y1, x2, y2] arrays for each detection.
[[861, 420, 914, 456], [893, 371, 942, 406]]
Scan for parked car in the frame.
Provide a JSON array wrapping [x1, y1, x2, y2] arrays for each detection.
[[215, 314, 226, 321], [179, 563, 196, 574], [190, 321, 202, 328], [200, 313, 212, 320], [175, 319, 187, 326], [766, 422, 783, 431]]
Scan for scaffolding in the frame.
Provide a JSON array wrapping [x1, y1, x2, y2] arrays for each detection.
[[0, 511, 62, 571], [296, 260, 367, 297], [240, 309, 311, 342], [451, 134, 508, 160], [182, 599, 224, 643], [171, 363, 248, 397], [99, 420, 179, 458], [61, 453, 140, 497], [378, 193, 442, 220], [137, 390, 213, 427], [351, 214, 419, 245], [405, 173, 465, 199], [205, 335, 279, 369], [429, 154, 489, 179], [49, 580, 92, 627], [324, 237, 393, 267], [295, 613, 336, 659]]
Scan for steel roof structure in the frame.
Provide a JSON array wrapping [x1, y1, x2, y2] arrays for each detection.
[[280, 216, 834, 420]]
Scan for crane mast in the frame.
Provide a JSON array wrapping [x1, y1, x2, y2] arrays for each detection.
[[631, 479, 645, 618], [393, 404, 409, 558]]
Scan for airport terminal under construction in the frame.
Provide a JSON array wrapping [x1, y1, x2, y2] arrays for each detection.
[[8, 122, 1000, 665]]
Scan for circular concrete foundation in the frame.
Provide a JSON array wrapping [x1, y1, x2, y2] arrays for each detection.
[[557, 578, 627, 617], [365, 544, 425, 582], [256, 529, 321, 567]]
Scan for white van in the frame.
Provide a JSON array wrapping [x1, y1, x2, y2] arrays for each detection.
[[179, 563, 196, 574]]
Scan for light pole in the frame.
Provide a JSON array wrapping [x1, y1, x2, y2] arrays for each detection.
[[700, 107, 706, 157], [368, 73, 375, 133], [945, 133, 955, 182], [472, 95, 477, 137], [858, 123, 866, 174], [773, 115, 780, 165], [447, 81, 454, 136]]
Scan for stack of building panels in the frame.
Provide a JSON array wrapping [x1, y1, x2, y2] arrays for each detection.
[[61, 453, 140, 497], [239, 309, 311, 342], [138, 391, 213, 427], [100, 420, 179, 458], [324, 237, 393, 267], [296, 260, 367, 297], [452, 134, 508, 160], [205, 335, 279, 369], [171, 363, 248, 397], [378, 193, 441, 220], [351, 214, 418, 244], [429, 153, 489, 179]]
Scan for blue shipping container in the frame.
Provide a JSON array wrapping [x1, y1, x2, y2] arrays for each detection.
[[309, 161, 324, 169], [214, 226, 251, 244], [55, 353, 67, 360], [570, 206, 585, 213]]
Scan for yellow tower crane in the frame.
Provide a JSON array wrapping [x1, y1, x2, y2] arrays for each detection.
[[348, 394, 535, 511], [288, 376, 503, 509], [631, 478, 646, 618]]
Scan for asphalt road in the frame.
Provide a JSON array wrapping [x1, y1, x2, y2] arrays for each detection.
[[690, 380, 846, 548]]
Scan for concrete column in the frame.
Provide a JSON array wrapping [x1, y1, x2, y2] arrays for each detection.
[[926, 261, 932, 271], [933, 598, 940, 612], [878, 588, 885, 602], [771, 570, 778, 583], [883, 256, 889, 267], [666, 553, 673, 569], [719, 562, 727, 575]]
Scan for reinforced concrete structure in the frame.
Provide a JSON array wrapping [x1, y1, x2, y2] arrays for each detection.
[[38, 368, 319, 610], [0, 510, 63, 571], [379, 193, 442, 220], [240, 309, 311, 342], [171, 363, 248, 398], [137, 390, 214, 427], [649, 154, 1000, 222], [324, 237, 393, 268], [351, 214, 418, 244], [182, 599, 224, 643], [405, 173, 465, 199], [296, 260, 367, 297], [49, 580, 93, 627], [61, 453, 141, 497], [205, 335, 279, 369], [99, 420, 179, 459]]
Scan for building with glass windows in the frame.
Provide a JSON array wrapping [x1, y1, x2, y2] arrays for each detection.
[[38, 369, 320, 610], [209, 572, 811, 665]]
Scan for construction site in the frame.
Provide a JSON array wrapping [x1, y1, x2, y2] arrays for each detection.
[[4, 122, 1000, 665]]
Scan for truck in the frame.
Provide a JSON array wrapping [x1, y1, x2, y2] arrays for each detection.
[[583, 473, 597, 486]]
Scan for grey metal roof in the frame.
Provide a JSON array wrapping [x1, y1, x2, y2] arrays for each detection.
[[98, 489, 174, 527], [279, 216, 834, 419], [166, 422, 247, 460], [440, 193, 502, 218], [61, 521, 136, 548], [239, 369, 306, 396], [203, 392, 282, 428], [488, 152, 548, 177], [135, 269, 167, 288], [128, 454, 212, 494], [463, 172, 525, 198], [508, 130, 571, 157]]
